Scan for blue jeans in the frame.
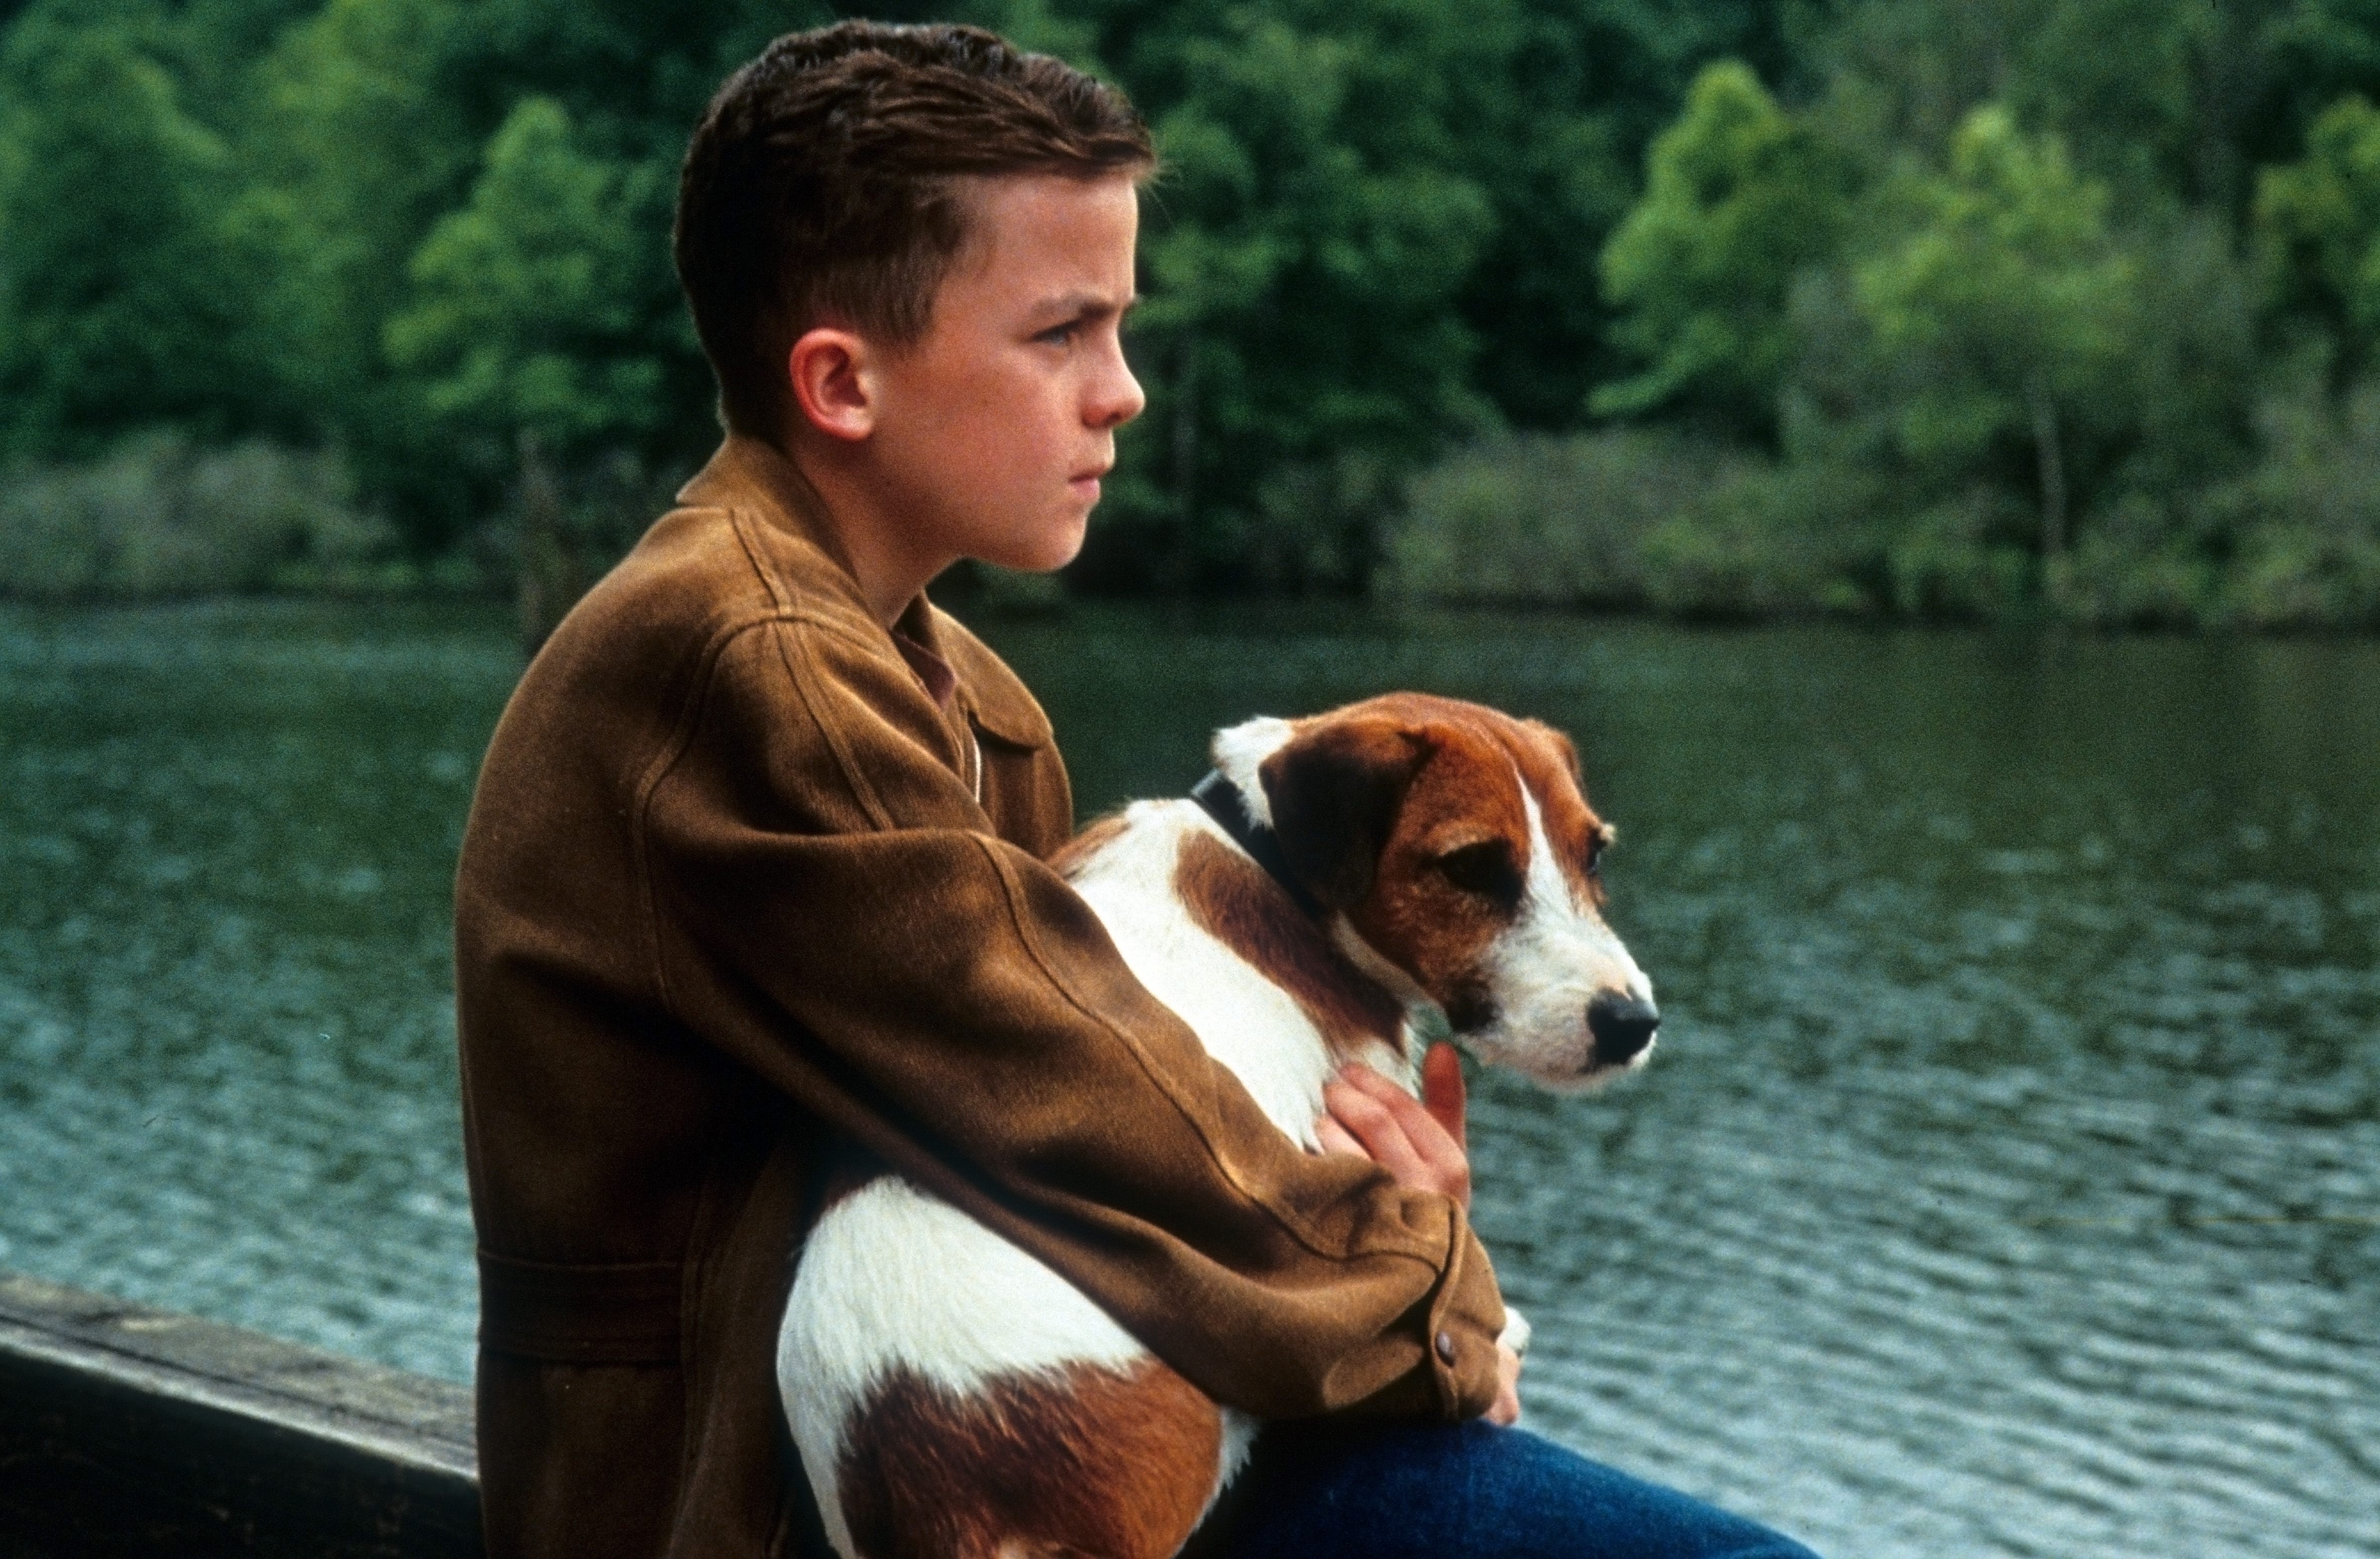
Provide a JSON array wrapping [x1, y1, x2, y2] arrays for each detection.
[[1181, 1419, 1822, 1558]]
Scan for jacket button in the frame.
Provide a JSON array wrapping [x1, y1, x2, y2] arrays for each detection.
[[1434, 1330, 1456, 1365]]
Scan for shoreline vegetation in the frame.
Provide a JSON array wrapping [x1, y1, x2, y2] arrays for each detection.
[[8, 412, 2378, 635], [7, 2, 2380, 635]]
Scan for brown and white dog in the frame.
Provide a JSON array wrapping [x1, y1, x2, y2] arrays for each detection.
[[779, 693, 1659, 1559]]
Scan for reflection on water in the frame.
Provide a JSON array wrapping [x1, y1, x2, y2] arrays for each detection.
[[3, 600, 2375, 1557], [0, 602, 501, 1372]]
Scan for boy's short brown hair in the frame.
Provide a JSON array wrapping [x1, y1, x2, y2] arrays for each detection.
[[675, 21, 1154, 439]]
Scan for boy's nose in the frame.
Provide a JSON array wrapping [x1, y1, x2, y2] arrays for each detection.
[[1088, 352, 1145, 429]]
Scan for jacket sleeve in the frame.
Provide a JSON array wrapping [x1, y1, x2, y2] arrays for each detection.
[[637, 613, 1506, 1421]]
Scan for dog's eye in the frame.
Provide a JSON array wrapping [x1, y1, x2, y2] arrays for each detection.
[[1435, 841, 1523, 906], [1586, 834, 1608, 878]]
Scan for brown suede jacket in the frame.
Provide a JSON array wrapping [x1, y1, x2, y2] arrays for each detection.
[[453, 434, 1506, 1556]]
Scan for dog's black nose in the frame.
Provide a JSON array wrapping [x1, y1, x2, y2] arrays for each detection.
[[1586, 992, 1660, 1066]]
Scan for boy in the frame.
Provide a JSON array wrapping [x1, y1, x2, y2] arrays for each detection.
[[455, 21, 1816, 1558]]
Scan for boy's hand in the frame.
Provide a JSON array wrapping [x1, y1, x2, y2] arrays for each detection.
[[1314, 1043, 1471, 1210], [1317, 1044, 1523, 1423], [1489, 1339, 1523, 1426]]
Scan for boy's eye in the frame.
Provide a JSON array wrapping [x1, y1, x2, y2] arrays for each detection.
[[1036, 321, 1078, 346]]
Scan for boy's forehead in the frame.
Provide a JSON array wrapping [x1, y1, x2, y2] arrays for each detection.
[[949, 172, 1139, 290]]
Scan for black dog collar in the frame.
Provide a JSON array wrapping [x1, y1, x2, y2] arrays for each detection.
[[1190, 770, 1328, 921]]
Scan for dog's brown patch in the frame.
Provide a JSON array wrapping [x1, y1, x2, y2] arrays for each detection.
[[1049, 810, 1130, 879], [1256, 694, 1614, 1022], [838, 1357, 1222, 1559], [1503, 717, 1610, 908], [1175, 830, 1404, 1063]]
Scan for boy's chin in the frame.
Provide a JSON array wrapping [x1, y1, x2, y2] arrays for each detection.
[[975, 517, 1089, 576]]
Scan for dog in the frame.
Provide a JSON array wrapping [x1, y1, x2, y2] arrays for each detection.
[[779, 692, 1659, 1559]]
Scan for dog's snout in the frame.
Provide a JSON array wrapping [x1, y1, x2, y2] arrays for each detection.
[[1586, 992, 1659, 1066]]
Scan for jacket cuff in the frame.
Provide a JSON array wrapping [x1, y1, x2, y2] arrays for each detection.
[[1421, 1211, 1508, 1419], [1336, 1203, 1506, 1421]]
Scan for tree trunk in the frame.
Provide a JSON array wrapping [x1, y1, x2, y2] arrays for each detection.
[[515, 430, 576, 657], [2026, 372, 2067, 559]]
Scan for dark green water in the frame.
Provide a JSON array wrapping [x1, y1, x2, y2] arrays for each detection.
[[3, 600, 2374, 1557]]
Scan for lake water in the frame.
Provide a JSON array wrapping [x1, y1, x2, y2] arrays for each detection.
[[2, 599, 2374, 1557]]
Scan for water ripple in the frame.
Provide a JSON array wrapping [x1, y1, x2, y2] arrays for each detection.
[[6, 605, 2376, 1556]]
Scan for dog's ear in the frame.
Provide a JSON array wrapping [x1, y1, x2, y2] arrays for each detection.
[[1258, 717, 1430, 910]]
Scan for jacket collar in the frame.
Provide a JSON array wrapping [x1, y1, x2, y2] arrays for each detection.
[[678, 433, 862, 595], [676, 435, 1052, 750]]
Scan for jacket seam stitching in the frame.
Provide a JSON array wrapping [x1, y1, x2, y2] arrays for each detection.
[[774, 619, 899, 833], [1427, 1209, 1470, 1419], [726, 504, 796, 611], [631, 611, 817, 1020], [663, 1147, 729, 1527], [630, 600, 1004, 1021]]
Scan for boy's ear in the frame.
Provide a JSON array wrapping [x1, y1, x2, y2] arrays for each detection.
[[788, 326, 875, 442]]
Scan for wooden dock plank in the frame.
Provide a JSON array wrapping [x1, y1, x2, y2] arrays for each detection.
[[0, 1271, 482, 1557]]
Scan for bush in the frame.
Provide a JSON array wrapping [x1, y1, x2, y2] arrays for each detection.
[[1387, 430, 1883, 617], [0, 433, 394, 599], [1874, 489, 2035, 620], [2049, 494, 2220, 628], [1390, 377, 2380, 631], [1385, 430, 1742, 607], [2224, 524, 2380, 628], [1642, 460, 1886, 618], [2206, 380, 2380, 629]]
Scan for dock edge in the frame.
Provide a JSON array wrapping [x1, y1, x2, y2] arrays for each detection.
[[0, 1269, 481, 1557]]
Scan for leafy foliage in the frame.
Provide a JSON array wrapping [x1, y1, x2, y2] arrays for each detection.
[[0, 4, 249, 457], [1087, 0, 1503, 591], [1851, 108, 2138, 550], [2257, 93, 2380, 357], [386, 98, 674, 463], [4, 0, 2380, 625], [1596, 61, 1851, 431]]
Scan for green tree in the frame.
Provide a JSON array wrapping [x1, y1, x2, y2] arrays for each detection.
[[1086, 0, 1504, 592], [2263, 1, 2380, 158], [204, 0, 491, 539], [1595, 60, 1854, 433], [222, 0, 475, 432], [384, 97, 677, 631], [1452, 0, 1807, 430], [385, 97, 674, 473], [0, 4, 250, 457], [1816, 0, 2253, 202], [2256, 93, 2380, 360], [1853, 105, 2139, 555]]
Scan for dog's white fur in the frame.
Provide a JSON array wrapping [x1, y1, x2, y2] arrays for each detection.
[[1472, 782, 1652, 1085], [782, 1175, 1162, 1557], [780, 708, 1652, 1557]]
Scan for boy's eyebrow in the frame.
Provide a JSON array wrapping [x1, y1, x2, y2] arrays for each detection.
[[1035, 289, 1140, 321]]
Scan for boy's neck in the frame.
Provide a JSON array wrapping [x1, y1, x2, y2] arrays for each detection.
[[780, 429, 951, 627]]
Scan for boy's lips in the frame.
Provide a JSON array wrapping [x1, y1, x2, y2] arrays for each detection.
[[1069, 465, 1110, 502]]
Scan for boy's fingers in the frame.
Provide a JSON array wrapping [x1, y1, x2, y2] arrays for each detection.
[[1323, 1071, 1470, 1209], [1488, 1340, 1523, 1426], [1339, 1064, 1451, 1147], [1313, 1115, 1366, 1159], [1339, 1063, 1466, 1179], [1421, 1042, 1467, 1151], [1321, 1078, 1430, 1185]]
